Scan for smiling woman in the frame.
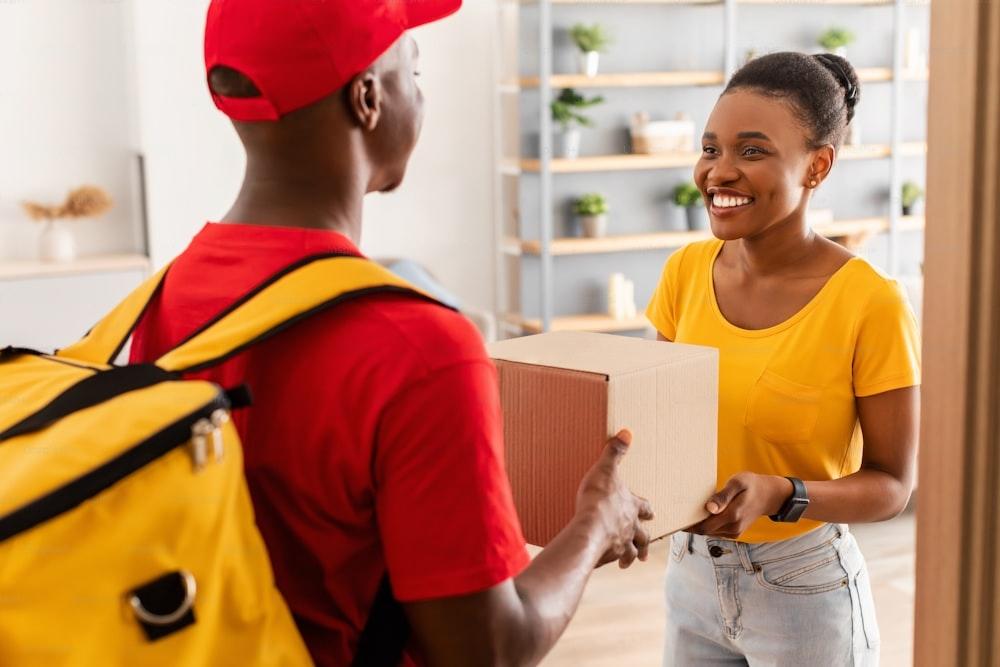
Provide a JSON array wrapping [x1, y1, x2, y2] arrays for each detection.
[[646, 52, 921, 666]]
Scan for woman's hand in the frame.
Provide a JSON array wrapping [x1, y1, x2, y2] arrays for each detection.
[[688, 472, 793, 539]]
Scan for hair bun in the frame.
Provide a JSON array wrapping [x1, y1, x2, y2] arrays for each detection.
[[814, 53, 860, 115]]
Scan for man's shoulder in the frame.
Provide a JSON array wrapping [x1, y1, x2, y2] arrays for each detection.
[[286, 291, 490, 373]]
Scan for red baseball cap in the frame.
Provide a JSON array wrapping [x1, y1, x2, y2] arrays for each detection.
[[205, 0, 462, 122]]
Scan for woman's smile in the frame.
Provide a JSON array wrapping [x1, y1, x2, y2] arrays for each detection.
[[707, 187, 755, 220]]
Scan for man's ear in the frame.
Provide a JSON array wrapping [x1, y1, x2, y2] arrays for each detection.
[[346, 70, 382, 131]]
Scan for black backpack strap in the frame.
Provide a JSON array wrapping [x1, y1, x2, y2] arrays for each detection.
[[352, 575, 409, 667]]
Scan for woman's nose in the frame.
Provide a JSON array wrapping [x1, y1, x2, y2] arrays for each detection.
[[706, 153, 740, 184]]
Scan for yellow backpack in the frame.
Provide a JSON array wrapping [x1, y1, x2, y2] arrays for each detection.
[[0, 255, 441, 666]]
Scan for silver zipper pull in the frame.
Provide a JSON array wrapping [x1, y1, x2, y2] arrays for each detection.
[[190, 419, 212, 471], [210, 409, 229, 462]]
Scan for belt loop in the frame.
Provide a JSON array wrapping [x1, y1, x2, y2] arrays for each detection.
[[737, 542, 755, 573], [687, 532, 695, 554]]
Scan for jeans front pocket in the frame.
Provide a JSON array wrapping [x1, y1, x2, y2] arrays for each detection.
[[744, 370, 824, 447], [754, 541, 849, 595], [670, 532, 687, 563], [851, 566, 881, 650]]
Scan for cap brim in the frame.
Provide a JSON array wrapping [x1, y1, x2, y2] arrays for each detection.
[[404, 0, 462, 29]]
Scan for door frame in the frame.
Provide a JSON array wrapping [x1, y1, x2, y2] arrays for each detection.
[[915, 2, 1000, 665]]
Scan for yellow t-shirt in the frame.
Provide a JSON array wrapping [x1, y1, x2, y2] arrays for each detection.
[[646, 239, 921, 543]]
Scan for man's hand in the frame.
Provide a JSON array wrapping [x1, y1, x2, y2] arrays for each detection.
[[688, 472, 792, 540], [575, 430, 655, 568]]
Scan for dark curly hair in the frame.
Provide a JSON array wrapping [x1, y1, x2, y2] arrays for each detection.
[[724, 51, 860, 149]]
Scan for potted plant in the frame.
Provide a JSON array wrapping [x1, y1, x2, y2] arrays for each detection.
[[672, 182, 708, 231], [819, 27, 855, 58], [551, 88, 604, 159], [570, 23, 612, 77], [22, 185, 113, 262], [574, 193, 609, 238], [902, 181, 925, 216]]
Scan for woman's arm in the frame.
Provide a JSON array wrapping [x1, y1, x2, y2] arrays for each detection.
[[689, 386, 920, 538]]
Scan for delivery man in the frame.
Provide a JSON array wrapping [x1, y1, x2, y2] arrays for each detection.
[[128, 1, 654, 665]]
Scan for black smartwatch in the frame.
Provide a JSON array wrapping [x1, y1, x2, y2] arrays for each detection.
[[769, 477, 810, 523]]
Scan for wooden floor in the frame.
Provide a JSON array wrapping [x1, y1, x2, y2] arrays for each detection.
[[540, 511, 917, 666]]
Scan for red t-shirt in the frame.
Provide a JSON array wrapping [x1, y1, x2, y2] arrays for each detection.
[[130, 223, 529, 666]]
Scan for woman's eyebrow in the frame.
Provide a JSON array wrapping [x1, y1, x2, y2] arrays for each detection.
[[737, 131, 772, 141], [701, 131, 773, 141]]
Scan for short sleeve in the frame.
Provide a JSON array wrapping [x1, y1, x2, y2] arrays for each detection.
[[852, 280, 922, 397], [375, 359, 530, 602], [645, 245, 688, 340]]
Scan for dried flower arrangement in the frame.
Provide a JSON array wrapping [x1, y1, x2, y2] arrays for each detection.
[[22, 186, 113, 222]]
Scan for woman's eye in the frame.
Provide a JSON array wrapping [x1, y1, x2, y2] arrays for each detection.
[[702, 146, 718, 155], [743, 146, 766, 157]]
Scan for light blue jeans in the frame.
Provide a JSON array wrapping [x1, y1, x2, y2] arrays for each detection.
[[663, 524, 880, 666]]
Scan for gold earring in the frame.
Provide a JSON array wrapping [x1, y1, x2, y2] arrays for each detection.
[[809, 179, 818, 188]]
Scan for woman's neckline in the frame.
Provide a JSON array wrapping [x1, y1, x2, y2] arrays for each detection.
[[706, 239, 862, 338]]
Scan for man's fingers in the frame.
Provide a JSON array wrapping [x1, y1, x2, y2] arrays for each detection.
[[634, 527, 651, 562], [618, 541, 639, 569], [636, 496, 654, 522], [706, 476, 747, 514], [598, 429, 632, 472]]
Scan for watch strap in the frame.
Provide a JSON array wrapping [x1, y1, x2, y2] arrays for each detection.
[[769, 476, 810, 523]]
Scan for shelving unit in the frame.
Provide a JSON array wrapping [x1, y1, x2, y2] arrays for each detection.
[[511, 216, 925, 256], [0, 254, 151, 281], [495, 0, 930, 336], [512, 67, 927, 89], [512, 142, 927, 174]]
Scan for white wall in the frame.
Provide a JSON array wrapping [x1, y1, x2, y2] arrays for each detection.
[[131, 1, 499, 313], [0, 0, 141, 261]]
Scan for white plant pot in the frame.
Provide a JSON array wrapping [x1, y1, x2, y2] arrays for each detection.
[[39, 220, 76, 262], [558, 128, 582, 159], [687, 206, 710, 232], [578, 51, 600, 77], [579, 214, 608, 238], [666, 204, 689, 232]]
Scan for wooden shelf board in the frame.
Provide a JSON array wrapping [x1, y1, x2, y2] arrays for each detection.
[[515, 216, 926, 257], [858, 67, 893, 82], [517, 71, 726, 89], [519, 152, 699, 173], [514, 143, 925, 174], [0, 254, 150, 281], [506, 313, 651, 335], [840, 144, 894, 160]]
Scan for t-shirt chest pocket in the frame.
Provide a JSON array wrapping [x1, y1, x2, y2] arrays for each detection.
[[743, 370, 824, 446]]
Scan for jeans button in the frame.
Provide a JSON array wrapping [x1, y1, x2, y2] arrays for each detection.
[[709, 545, 724, 558]]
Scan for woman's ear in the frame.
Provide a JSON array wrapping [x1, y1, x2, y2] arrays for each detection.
[[806, 144, 836, 188], [346, 70, 382, 132]]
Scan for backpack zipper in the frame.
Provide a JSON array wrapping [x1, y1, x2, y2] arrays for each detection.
[[188, 408, 230, 471], [0, 392, 231, 543]]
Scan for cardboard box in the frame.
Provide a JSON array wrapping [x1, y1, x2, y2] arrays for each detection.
[[488, 331, 718, 546]]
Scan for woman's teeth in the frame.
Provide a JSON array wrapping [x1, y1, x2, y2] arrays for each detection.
[[712, 195, 753, 208]]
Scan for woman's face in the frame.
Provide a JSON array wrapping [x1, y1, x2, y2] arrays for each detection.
[[694, 89, 825, 241]]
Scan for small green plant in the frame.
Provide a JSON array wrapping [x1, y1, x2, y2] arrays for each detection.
[[672, 182, 703, 208], [550, 88, 605, 130], [819, 27, 855, 51], [902, 181, 925, 209], [570, 23, 612, 54], [574, 193, 609, 217]]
